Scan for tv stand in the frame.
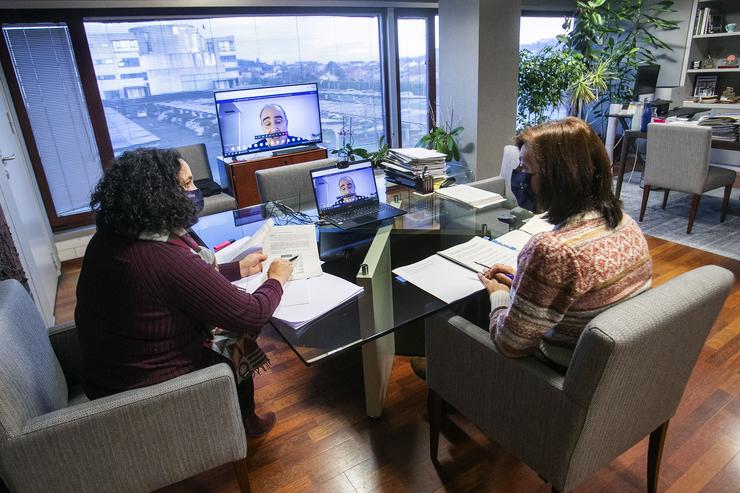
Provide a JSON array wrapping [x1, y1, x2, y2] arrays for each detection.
[[218, 147, 328, 208]]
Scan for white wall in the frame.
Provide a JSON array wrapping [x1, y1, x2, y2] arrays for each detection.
[[438, 0, 521, 179]]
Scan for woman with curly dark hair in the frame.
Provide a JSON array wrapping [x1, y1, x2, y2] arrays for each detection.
[[75, 147, 292, 437]]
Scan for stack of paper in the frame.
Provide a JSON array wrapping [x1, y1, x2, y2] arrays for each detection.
[[234, 273, 363, 330], [382, 147, 447, 187], [434, 184, 506, 209], [698, 115, 740, 142], [392, 214, 554, 303]]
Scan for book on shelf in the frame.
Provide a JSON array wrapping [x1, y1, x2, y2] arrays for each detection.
[[392, 215, 554, 304]]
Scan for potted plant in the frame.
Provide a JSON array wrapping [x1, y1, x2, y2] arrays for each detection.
[[367, 136, 389, 167], [416, 109, 463, 163]]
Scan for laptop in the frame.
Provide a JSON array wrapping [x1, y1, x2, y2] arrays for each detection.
[[309, 159, 406, 230]]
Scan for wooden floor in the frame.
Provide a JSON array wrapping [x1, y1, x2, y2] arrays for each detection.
[[54, 236, 740, 493]]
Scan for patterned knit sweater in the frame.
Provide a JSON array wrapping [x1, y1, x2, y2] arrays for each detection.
[[488, 211, 652, 367]]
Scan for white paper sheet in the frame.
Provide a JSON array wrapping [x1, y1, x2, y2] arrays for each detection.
[[437, 236, 518, 273], [393, 255, 483, 304], [496, 230, 533, 251], [434, 185, 506, 209], [234, 273, 362, 329], [519, 214, 555, 235]]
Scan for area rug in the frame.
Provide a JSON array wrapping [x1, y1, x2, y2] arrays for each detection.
[[617, 173, 740, 261]]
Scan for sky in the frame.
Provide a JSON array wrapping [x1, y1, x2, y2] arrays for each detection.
[[85, 14, 568, 64], [519, 16, 569, 46]]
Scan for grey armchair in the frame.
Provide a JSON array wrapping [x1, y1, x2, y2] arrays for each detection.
[[175, 143, 237, 216], [0, 279, 251, 493], [467, 144, 533, 229], [640, 123, 736, 234], [255, 157, 338, 209], [426, 265, 733, 493]]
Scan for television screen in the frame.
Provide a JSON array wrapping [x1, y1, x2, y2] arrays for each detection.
[[214, 83, 322, 158]]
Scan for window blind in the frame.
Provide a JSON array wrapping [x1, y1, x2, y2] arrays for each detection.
[[3, 23, 103, 216]]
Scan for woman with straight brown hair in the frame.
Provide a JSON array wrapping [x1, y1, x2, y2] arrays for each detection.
[[479, 117, 653, 370]]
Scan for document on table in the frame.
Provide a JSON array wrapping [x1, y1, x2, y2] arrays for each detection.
[[519, 214, 554, 235], [392, 225, 550, 304], [214, 219, 322, 280], [233, 273, 363, 330], [434, 185, 507, 209], [393, 255, 483, 304], [436, 236, 518, 274]]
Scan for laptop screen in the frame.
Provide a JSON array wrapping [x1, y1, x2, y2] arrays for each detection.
[[310, 160, 379, 214]]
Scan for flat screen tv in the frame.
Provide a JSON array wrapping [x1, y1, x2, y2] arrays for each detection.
[[214, 82, 323, 158]]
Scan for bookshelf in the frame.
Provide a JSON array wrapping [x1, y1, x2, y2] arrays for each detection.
[[682, 0, 740, 106]]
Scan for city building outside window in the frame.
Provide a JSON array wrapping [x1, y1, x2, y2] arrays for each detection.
[[397, 17, 429, 147]]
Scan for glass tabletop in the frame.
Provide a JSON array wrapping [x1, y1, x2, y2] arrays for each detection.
[[192, 177, 512, 365]]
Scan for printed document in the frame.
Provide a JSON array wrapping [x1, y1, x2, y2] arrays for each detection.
[[392, 218, 553, 304], [214, 219, 322, 280], [434, 185, 507, 209], [233, 273, 363, 330]]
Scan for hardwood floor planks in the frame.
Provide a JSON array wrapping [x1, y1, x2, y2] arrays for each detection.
[[53, 236, 740, 493]]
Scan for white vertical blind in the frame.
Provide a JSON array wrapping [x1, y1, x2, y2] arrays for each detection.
[[3, 23, 103, 216]]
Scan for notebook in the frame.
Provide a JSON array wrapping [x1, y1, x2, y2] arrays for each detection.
[[309, 159, 406, 230]]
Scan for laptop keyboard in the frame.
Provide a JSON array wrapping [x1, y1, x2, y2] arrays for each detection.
[[331, 203, 389, 223]]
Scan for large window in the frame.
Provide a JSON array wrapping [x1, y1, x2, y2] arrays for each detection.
[[84, 16, 385, 179], [397, 17, 428, 147], [2, 24, 104, 219]]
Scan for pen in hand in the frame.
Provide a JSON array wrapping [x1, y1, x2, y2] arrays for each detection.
[[474, 261, 514, 280], [287, 255, 299, 262]]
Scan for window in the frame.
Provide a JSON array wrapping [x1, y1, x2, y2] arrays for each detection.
[[2, 23, 104, 220], [120, 72, 147, 80], [96, 74, 116, 80], [397, 17, 429, 147], [117, 57, 140, 67], [84, 16, 385, 179], [112, 39, 138, 51]]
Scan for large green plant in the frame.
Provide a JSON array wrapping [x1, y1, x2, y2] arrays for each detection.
[[517, 47, 586, 129], [558, 0, 678, 121]]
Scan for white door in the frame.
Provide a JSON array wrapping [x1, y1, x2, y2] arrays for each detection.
[[0, 74, 58, 326]]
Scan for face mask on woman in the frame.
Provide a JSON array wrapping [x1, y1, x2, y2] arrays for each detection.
[[184, 188, 205, 216], [511, 168, 536, 211]]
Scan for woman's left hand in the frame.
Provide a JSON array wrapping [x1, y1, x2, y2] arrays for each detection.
[[239, 252, 268, 278], [477, 272, 510, 295]]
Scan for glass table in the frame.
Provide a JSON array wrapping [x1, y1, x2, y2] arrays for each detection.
[[192, 178, 512, 415]]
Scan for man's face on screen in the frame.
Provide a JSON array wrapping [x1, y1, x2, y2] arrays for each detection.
[[339, 177, 356, 198], [261, 105, 288, 146]]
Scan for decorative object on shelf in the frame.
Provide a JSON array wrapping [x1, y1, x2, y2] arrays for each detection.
[[720, 86, 738, 104], [691, 60, 702, 70], [726, 23, 737, 33], [703, 53, 715, 69], [694, 74, 718, 97], [718, 54, 738, 69], [708, 14, 724, 34]]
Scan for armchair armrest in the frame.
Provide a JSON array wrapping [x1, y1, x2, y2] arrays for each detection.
[[3, 364, 246, 493], [467, 176, 507, 197], [48, 320, 82, 386]]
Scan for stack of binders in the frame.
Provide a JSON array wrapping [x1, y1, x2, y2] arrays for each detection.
[[381, 147, 447, 189]]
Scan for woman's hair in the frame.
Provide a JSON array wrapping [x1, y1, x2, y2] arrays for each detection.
[[515, 117, 622, 228], [91, 148, 196, 236]]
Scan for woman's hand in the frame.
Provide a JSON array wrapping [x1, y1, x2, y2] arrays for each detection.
[[239, 252, 268, 278], [483, 263, 516, 287], [477, 272, 511, 295], [267, 258, 293, 286]]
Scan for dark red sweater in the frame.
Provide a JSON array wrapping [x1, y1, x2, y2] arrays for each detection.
[[75, 231, 283, 399]]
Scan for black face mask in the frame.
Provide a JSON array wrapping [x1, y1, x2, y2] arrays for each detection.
[[185, 189, 205, 216], [511, 168, 536, 211]]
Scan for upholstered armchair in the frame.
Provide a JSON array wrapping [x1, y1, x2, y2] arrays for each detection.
[[175, 143, 238, 216], [0, 279, 251, 493], [255, 157, 338, 209], [426, 265, 733, 492]]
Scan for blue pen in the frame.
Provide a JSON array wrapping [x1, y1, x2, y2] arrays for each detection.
[[474, 261, 514, 280]]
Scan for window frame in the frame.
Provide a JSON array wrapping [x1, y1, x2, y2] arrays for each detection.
[[0, 6, 437, 230]]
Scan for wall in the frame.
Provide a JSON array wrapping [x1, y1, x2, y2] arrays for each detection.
[[438, 0, 520, 179]]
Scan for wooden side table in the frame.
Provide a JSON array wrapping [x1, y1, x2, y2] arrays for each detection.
[[219, 147, 329, 208]]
